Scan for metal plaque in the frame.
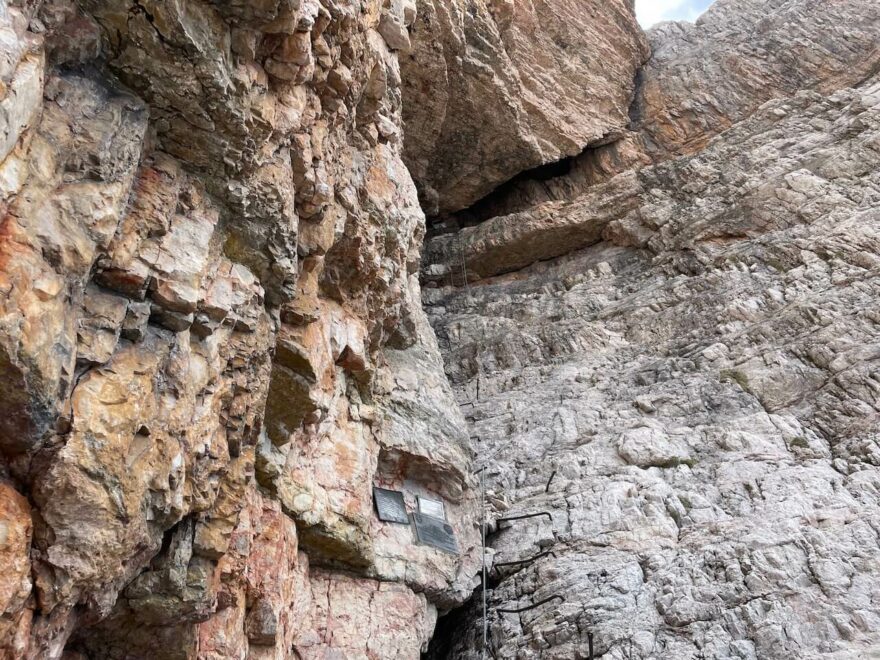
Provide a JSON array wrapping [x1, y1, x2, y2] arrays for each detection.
[[373, 487, 409, 524], [417, 495, 446, 521], [411, 512, 459, 555]]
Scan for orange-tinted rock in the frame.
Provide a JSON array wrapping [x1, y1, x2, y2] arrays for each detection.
[[0, 482, 32, 658], [0, 0, 476, 657], [633, 0, 880, 161]]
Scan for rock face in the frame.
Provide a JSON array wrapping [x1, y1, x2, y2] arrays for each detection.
[[633, 0, 880, 160], [400, 0, 648, 215], [3, 0, 880, 657], [0, 0, 481, 657], [438, 0, 880, 227], [423, 1, 880, 658]]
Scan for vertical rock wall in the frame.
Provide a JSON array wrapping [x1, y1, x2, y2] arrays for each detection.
[[0, 0, 480, 657], [422, 1, 880, 658], [4, 0, 877, 658], [436, 0, 880, 226]]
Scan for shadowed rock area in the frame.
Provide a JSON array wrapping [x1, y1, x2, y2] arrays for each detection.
[[400, 0, 649, 216]]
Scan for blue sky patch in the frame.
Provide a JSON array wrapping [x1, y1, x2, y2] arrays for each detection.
[[635, 0, 715, 28]]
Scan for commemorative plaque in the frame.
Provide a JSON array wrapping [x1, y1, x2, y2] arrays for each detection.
[[417, 495, 446, 521], [373, 487, 409, 524], [411, 512, 459, 555]]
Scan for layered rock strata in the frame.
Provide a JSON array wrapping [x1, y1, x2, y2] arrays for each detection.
[[424, 2, 880, 658], [3, 0, 879, 657], [439, 0, 880, 227], [633, 0, 880, 160]]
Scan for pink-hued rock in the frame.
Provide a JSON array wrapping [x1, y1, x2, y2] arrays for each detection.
[[401, 0, 648, 215], [295, 569, 436, 660], [68, 486, 442, 660], [0, 481, 32, 659], [0, 0, 475, 657], [431, 0, 880, 229]]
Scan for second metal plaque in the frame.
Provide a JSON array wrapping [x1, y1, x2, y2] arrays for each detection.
[[373, 487, 409, 524], [417, 495, 446, 521], [411, 512, 459, 555]]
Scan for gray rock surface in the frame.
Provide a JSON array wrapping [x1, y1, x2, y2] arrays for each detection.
[[634, 0, 880, 160], [3, 0, 880, 657], [425, 63, 880, 660], [446, 0, 880, 226]]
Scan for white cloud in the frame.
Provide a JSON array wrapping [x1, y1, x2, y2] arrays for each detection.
[[635, 0, 712, 28]]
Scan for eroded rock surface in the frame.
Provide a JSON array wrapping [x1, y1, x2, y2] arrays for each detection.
[[3, 0, 880, 657], [442, 0, 880, 227], [424, 4, 880, 659], [400, 0, 648, 215], [633, 0, 880, 160], [0, 0, 478, 657]]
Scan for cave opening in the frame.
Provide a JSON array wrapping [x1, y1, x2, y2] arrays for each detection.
[[425, 154, 577, 239], [423, 598, 486, 660], [423, 558, 508, 660]]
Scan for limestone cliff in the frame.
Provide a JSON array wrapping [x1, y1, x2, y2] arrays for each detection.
[[400, 0, 649, 215], [0, 0, 483, 657], [423, 1, 880, 658], [2, 0, 879, 659]]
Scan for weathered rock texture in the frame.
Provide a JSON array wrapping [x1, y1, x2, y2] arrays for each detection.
[[400, 0, 648, 215], [4, 0, 880, 657], [633, 0, 880, 160], [0, 0, 483, 657], [440, 0, 880, 227], [424, 1, 880, 658]]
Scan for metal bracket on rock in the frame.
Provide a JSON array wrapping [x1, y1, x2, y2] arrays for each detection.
[[495, 511, 553, 528], [496, 594, 564, 615], [493, 550, 556, 569]]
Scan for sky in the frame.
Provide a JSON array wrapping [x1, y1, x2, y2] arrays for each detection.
[[635, 0, 715, 28]]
